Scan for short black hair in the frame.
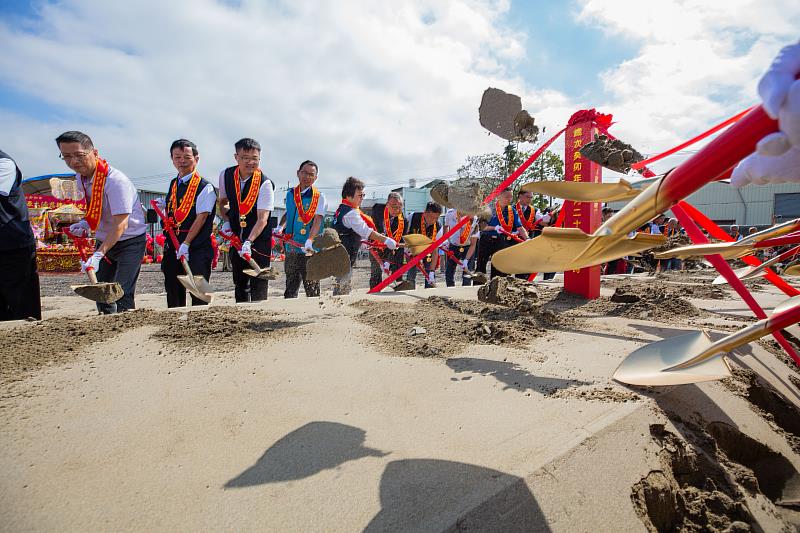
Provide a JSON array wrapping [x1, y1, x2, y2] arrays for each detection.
[[55, 131, 94, 149], [342, 176, 365, 199], [235, 138, 261, 152], [425, 201, 442, 214], [170, 139, 198, 157], [298, 160, 318, 173]]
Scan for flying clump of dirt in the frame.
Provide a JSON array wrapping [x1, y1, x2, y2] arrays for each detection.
[[307, 229, 350, 281], [580, 134, 645, 174], [429, 179, 491, 219], [478, 87, 539, 143]]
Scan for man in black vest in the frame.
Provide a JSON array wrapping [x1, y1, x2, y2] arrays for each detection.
[[369, 192, 406, 289], [332, 177, 398, 295], [217, 138, 274, 302], [159, 139, 216, 308], [405, 202, 442, 288], [0, 149, 41, 321]]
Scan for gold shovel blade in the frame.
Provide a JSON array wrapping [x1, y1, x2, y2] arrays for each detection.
[[786, 264, 800, 276], [712, 265, 760, 285], [520, 179, 641, 203], [490, 227, 665, 274], [403, 234, 435, 256], [613, 330, 733, 386], [775, 295, 800, 314], [177, 275, 214, 303], [654, 242, 754, 260], [71, 282, 124, 304]]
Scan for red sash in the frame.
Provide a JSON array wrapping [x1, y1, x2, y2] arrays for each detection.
[[168, 171, 202, 226], [82, 158, 109, 232]]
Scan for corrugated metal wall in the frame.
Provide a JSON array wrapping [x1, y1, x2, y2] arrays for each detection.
[[609, 181, 800, 225]]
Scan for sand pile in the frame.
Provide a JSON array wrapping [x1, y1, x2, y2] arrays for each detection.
[[478, 276, 540, 310], [579, 134, 644, 174], [352, 295, 558, 358], [0, 307, 302, 385]]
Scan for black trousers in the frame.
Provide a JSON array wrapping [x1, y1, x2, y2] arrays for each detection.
[[369, 248, 405, 289], [284, 252, 320, 298], [444, 244, 474, 287], [476, 233, 513, 279], [0, 244, 41, 321], [231, 242, 270, 302], [95, 233, 146, 314], [161, 245, 213, 308]]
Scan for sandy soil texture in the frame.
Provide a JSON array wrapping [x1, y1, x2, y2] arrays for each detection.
[[3, 269, 800, 532]]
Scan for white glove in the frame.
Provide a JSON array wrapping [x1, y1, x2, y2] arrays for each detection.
[[461, 259, 469, 270], [757, 41, 800, 154], [81, 250, 104, 273], [272, 226, 284, 235], [177, 242, 190, 261], [382, 261, 391, 271], [541, 214, 551, 224], [732, 145, 800, 187], [735, 40, 800, 187], [303, 239, 314, 253], [384, 237, 397, 250], [69, 220, 90, 238], [154, 198, 166, 211], [427, 271, 435, 284], [239, 240, 252, 258], [221, 221, 231, 235]]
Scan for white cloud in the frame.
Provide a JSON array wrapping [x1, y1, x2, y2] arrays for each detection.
[[0, 0, 526, 199], [572, 0, 800, 176], [2, 0, 798, 199]]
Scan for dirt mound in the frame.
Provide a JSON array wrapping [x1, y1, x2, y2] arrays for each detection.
[[550, 386, 640, 403], [579, 134, 644, 174], [549, 282, 707, 322], [0, 307, 302, 385], [352, 295, 558, 358], [478, 276, 539, 308]]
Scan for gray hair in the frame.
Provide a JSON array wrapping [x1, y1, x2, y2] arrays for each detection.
[[387, 191, 403, 203]]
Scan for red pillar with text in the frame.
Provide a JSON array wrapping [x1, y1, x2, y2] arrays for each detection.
[[563, 115, 602, 299]]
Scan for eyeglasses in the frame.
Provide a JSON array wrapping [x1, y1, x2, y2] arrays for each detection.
[[299, 170, 317, 177], [59, 152, 92, 161], [237, 156, 260, 164], [356, 192, 366, 198]]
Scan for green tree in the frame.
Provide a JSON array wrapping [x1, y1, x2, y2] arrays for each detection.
[[457, 142, 564, 210]]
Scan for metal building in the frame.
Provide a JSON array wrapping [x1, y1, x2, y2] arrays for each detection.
[[608, 180, 800, 226]]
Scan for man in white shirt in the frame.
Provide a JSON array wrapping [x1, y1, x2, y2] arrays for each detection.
[[60, 131, 147, 314], [282, 160, 327, 298], [331, 177, 399, 295], [158, 139, 217, 308], [217, 138, 274, 302], [443, 208, 478, 286], [0, 149, 41, 321]]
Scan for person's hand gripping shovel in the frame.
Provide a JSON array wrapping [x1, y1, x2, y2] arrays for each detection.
[[150, 200, 214, 303], [363, 240, 414, 291], [219, 230, 277, 280], [64, 229, 123, 304]]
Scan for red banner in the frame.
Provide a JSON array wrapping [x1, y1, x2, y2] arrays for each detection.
[[563, 119, 602, 298]]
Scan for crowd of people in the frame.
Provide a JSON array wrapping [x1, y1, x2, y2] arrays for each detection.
[[1, 40, 798, 321]]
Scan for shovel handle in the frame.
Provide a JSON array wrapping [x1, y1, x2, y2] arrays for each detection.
[[669, 302, 800, 371], [497, 227, 525, 243], [273, 232, 307, 250], [64, 228, 90, 262], [219, 230, 244, 250], [150, 200, 181, 250], [658, 105, 778, 205]]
